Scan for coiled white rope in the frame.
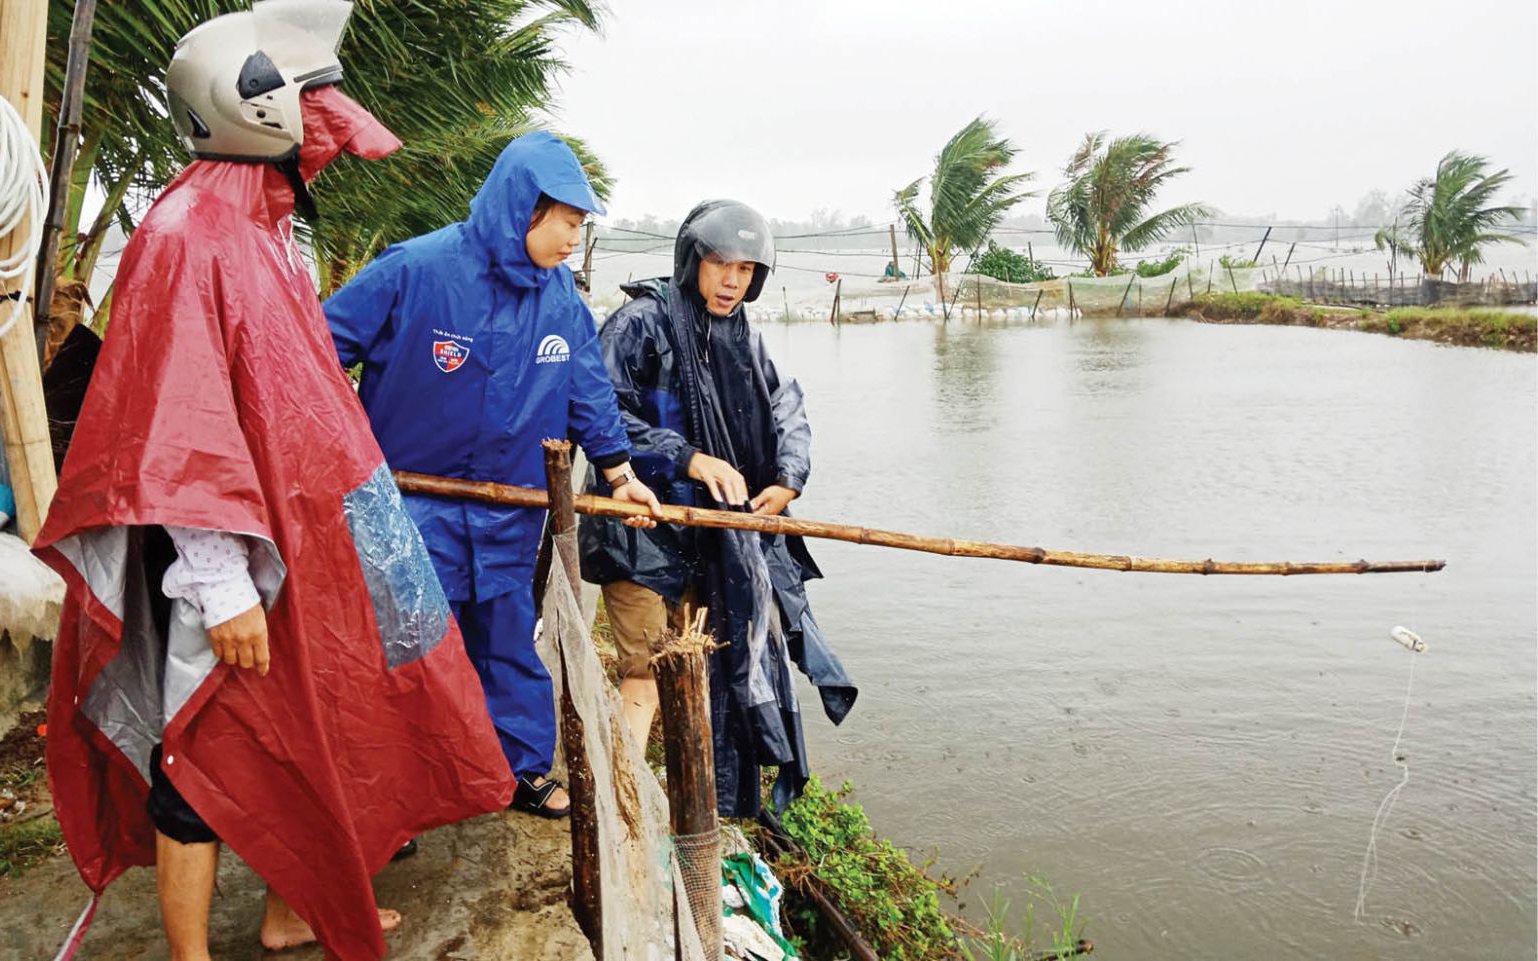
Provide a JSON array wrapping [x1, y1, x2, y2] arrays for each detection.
[[0, 92, 47, 342]]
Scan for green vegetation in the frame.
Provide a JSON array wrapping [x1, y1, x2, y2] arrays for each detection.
[[1134, 249, 1186, 277], [1046, 132, 1211, 277], [1180, 292, 1535, 351], [960, 884, 1086, 961], [1373, 151, 1525, 282], [1217, 253, 1257, 270], [0, 817, 64, 878], [42, 0, 608, 304], [894, 117, 1035, 305], [972, 241, 1056, 284], [776, 776, 956, 959]]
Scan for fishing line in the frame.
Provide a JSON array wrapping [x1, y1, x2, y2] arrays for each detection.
[[1352, 577, 1428, 920]]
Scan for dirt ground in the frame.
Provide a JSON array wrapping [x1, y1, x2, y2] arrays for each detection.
[[0, 793, 594, 961]]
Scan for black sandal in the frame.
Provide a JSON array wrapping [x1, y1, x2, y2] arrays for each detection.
[[511, 773, 570, 819]]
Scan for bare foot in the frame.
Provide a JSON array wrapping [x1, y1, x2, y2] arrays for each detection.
[[260, 889, 400, 951], [530, 775, 570, 814]]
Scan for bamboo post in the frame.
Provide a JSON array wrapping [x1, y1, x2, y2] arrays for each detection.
[[1186, 267, 1194, 300], [1251, 226, 1272, 265], [1206, 260, 1214, 294], [894, 283, 911, 320], [1164, 276, 1178, 314], [541, 440, 602, 955], [781, 285, 789, 323], [888, 224, 900, 282], [652, 610, 723, 961], [1226, 263, 1238, 293], [1030, 287, 1043, 321], [1280, 242, 1295, 274], [1117, 272, 1136, 316], [827, 277, 841, 326], [33, 0, 98, 362], [0, 0, 57, 544], [580, 221, 595, 296], [975, 274, 983, 320], [395, 471, 1447, 577], [1067, 280, 1076, 316]]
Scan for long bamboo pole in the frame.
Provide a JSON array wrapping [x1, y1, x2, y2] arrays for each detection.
[[394, 472, 1445, 576]]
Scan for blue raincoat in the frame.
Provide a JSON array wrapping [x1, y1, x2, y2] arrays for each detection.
[[324, 132, 630, 778]]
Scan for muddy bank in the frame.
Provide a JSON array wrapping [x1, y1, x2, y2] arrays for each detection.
[[1177, 292, 1537, 351], [0, 799, 591, 961]]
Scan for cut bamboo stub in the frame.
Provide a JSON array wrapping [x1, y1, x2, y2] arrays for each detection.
[[393, 471, 1446, 576]]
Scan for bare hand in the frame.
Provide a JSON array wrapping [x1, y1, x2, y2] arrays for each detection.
[[749, 484, 798, 517], [612, 478, 663, 528], [688, 453, 748, 506], [207, 603, 270, 676]]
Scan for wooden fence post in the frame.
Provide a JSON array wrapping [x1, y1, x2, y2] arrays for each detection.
[[0, 0, 58, 544], [653, 613, 724, 961], [1117, 273, 1136, 316], [888, 224, 900, 282], [541, 440, 602, 956], [828, 278, 842, 326], [1164, 276, 1177, 314]]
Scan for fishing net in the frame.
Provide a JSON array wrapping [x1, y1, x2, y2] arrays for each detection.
[[537, 530, 708, 961], [675, 829, 724, 957]]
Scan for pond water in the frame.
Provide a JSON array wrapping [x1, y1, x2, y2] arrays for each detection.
[[762, 316, 1535, 960]]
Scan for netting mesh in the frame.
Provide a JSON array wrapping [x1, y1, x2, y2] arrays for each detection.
[[675, 829, 724, 957], [741, 266, 1272, 322], [537, 531, 708, 961]]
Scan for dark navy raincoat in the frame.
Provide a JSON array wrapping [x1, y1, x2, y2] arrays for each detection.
[[580, 277, 857, 817]]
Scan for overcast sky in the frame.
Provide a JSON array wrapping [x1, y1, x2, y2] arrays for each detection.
[[554, 0, 1538, 225]]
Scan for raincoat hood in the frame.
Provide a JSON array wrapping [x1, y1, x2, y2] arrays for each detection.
[[466, 131, 605, 288]]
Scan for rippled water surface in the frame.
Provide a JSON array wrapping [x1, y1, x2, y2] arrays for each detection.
[[761, 317, 1535, 960]]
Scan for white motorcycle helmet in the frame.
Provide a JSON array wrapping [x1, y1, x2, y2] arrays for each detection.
[[166, 0, 353, 163]]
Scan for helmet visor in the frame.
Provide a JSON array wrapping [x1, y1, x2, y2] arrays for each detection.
[[253, 0, 353, 54], [684, 203, 775, 270]]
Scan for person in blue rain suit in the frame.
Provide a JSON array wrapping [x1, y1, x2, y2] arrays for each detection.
[[325, 132, 661, 818], [578, 199, 857, 818]]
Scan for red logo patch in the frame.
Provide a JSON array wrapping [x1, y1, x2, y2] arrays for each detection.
[[433, 340, 469, 373]]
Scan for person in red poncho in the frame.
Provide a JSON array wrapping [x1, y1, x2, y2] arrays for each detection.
[[32, 3, 514, 959]]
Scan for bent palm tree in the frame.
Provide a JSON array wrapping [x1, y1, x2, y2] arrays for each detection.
[[1046, 133, 1211, 277], [42, 0, 606, 303], [894, 117, 1033, 305], [1375, 151, 1523, 281]]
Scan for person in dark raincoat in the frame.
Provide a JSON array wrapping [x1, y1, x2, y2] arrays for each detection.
[[34, 4, 515, 958], [579, 200, 857, 817], [324, 132, 662, 818]]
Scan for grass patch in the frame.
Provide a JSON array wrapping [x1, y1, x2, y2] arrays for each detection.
[[0, 816, 63, 878], [960, 883, 1087, 961], [1179, 292, 1535, 351]]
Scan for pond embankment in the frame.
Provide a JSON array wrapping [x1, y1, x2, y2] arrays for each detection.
[[1176, 291, 1536, 351]]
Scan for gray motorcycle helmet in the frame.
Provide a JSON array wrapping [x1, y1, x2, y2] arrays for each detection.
[[673, 200, 777, 303], [166, 0, 353, 163]]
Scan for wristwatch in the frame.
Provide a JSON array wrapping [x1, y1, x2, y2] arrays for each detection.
[[609, 467, 637, 490]]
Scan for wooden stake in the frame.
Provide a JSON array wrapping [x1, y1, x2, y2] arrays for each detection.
[[33, 0, 98, 361], [1251, 226, 1272, 265], [828, 278, 841, 326], [0, 0, 57, 544], [652, 610, 723, 960], [541, 440, 602, 955], [1117, 273, 1136, 316], [888, 224, 900, 282], [580, 221, 595, 296], [1165, 276, 1178, 314], [1030, 287, 1043, 321], [396, 471, 1446, 577]]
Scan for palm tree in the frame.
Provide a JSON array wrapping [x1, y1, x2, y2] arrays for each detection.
[[894, 117, 1033, 305], [1374, 151, 1523, 281], [1046, 132, 1211, 277], [41, 0, 606, 306]]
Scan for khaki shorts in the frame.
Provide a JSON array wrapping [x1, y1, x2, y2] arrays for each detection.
[[602, 581, 697, 680]]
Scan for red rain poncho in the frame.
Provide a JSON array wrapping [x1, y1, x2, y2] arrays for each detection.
[[34, 88, 513, 960]]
